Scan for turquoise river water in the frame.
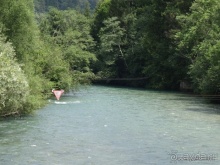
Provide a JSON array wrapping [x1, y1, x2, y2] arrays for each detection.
[[0, 85, 220, 165]]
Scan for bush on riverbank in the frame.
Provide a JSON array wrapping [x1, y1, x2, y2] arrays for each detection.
[[0, 36, 30, 117]]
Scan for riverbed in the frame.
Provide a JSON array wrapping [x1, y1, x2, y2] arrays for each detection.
[[0, 85, 219, 164]]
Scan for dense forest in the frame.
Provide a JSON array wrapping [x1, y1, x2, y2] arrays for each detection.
[[0, 0, 219, 116], [91, 0, 220, 94]]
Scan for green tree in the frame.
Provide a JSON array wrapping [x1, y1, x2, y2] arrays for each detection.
[[84, 0, 91, 17], [39, 8, 96, 86], [129, 0, 194, 89], [175, 0, 220, 94], [0, 0, 54, 112], [91, 0, 111, 42], [0, 34, 30, 116], [98, 17, 128, 77]]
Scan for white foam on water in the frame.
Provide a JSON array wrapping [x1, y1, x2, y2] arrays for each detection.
[[54, 101, 81, 104], [54, 101, 67, 104], [73, 101, 81, 104]]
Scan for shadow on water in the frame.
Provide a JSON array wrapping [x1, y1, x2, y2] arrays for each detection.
[[156, 90, 220, 115], [185, 104, 220, 115], [178, 95, 220, 115]]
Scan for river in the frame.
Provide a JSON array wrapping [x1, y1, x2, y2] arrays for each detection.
[[0, 85, 220, 165]]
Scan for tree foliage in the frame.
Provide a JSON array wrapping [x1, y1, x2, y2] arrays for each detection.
[[92, 0, 219, 95], [0, 35, 30, 116], [175, 0, 220, 94], [0, 1, 97, 116], [92, 0, 194, 88], [39, 8, 96, 87], [0, 0, 53, 116]]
